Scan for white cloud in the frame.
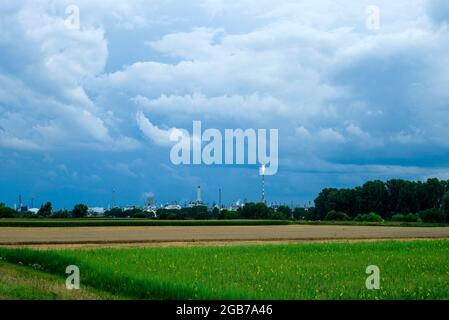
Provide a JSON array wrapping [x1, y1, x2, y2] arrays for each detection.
[[136, 111, 176, 147], [0, 2, 140, 152], [345, 124, 384, 148], [2, 0, 449, 182], [131, 92, 289, 125], [318, 128, 347, 144], [295, 126, 311, 139]]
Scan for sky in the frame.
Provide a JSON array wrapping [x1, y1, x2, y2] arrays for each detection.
[[1, 0, 449, 209]]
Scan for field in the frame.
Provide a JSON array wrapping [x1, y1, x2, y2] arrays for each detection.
[[0, 219, 291, 228], [0, 240, 448, 300], [0, 261, 120, 300], [0, 218, 447, 228], [0, 225, 448, 246]]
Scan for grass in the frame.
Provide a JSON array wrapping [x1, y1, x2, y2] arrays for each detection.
[[295, 220, 449, 227], [0, 218, 447, 228], [0, 260, 124, 300], [0, 240, 448, 300]]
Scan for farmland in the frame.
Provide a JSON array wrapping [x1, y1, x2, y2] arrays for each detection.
[[0, 240, 448, 300], [0, 260, 121, 300], [0, 218, 448, 228], [0, 219, 290, 228], [1, 225, 449, 246]]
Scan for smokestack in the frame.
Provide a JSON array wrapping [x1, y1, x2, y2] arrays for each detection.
[[196, 186, 202, 202], [219, 188, 222, 208]]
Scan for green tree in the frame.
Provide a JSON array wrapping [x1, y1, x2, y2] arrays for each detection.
[[314, 178, 449, 222], [0, 203, 16, 218], [391, 214, 420, 222], [293, 208, 306, 220], [275, 206, 292, 220], [324, 210, 350, 221], [123, 208, 147, 218], [211, 207, 220, 219], [238, 203, 256, 219], [422, 178, 445, 209], [38, 202, 53, 217], [255, 202, 272, 219], [354, 212, 383, 222], [72, 203, 88, 218], [237, 202, 273, 219], [218, 209, 239, 220], [418, 208, 445, 223], [106, 207, 126, 218], [191, 206, 209, 220], [51, 209, 70, 219], [441, 192, 449, 221], [386, 179, 406, 213], [397, 181, 419, 214], [223, 210, 240, 219], [293, 207, 318, 221], [314, 188, 338, 219], [360, 180, 388, 217]]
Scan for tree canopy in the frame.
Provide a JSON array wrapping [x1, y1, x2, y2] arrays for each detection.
[[314, 178, 449, 221]]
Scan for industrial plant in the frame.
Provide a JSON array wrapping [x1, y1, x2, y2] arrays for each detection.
[[10, 165, 301, 217]]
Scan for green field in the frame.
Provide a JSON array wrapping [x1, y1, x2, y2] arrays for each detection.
[[0, 240, 448, 300], [0, 261, 122, 300], [0, 218, 447, 228]]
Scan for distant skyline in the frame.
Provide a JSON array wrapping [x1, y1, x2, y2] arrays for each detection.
[[1, 1, 449, 209]]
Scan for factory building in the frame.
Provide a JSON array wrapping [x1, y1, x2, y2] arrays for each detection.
[[188, 186, 205, 207]]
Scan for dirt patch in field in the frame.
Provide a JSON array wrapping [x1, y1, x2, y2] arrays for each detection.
[[0, 225, 448, 249]]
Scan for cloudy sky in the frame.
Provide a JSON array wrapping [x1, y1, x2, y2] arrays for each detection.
[[1, 0, 449, 209]]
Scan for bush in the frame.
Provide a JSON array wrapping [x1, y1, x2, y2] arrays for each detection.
[[211, 207, 220, 219], [220, 210, 240, 220], [132, 212, 150, 219], [0, 203, 16, 218], [275, 206, 292, 220], [191, 206, 209, 220], [418, 208, 446, 223], [106, 208, 127, 218], [272, 211, 291, 220], [157, 210, 182, 220], [12, 211, 34, 218], [324, 210, 350, 221], [354, 212, 383, 222], [238, 203, 273, 219], [391, 214, 420, 222], [72, 204, 88, 218], [51, 210, 70, 219], [293, 207, 318, 221]]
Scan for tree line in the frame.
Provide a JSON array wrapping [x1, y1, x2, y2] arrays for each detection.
[[155, 203, 294, 220], [313, 178, 449, 223], [1, 178, 449, 223], [0, 202, 89, 219]]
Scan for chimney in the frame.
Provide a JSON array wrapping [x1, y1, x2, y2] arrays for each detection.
[[196, 186, 202, 202]]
